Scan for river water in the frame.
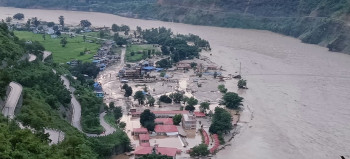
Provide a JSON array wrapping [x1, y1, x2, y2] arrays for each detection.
[[1, 7, 350, 159]]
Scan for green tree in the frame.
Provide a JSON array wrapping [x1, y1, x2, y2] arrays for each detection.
[[214, 71, 218, 78], [113, 106, 123, 122], [200, 102, 210, 113], [139, 154, 172, 159], [238, 79, 247, 89], [13, 13, 24, 20], [222, 92, 244, 110], [169, 92, 183, 103], [109, 102, 115, 109], [190, 144, 210, 157], [59, 16, 64, 28], [148, 96, 155, 106], [119, 121, 126, 129], [83, 35, 86, 42], [32, 17, 40, 27], [60, 37, 68, 47], [111, 24, 120, 32], [124, 86, 133, 97], [209, 107, 233, 134], [122, 83, 129, 90], [134, 91, 145, 105], [80, 20, 91, 28], [47, 22, 55, 27], [185, 97, 198, 111], [173, 114, 182, 125], [218, 84, 227, 93], [159, 95, 172, 103], [5, 17, 12, 23], [140, 109, 155, 131]]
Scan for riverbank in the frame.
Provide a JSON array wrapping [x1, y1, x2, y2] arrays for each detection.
[[1, 7, 350, 158]]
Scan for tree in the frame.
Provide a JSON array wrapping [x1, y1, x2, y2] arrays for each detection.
[[134, 91, 145, 105], [83, 35, 86, 42], [222, 92, 244, 110], [111, 24, 120, 32], [140, 109, 155, 131], [47, 22, 55, 27], [214, 71, 218, 78], [200, 102, 210, 113], [169, 92, 183, 103], [32, 17, 40, 27], [161, 45, 170, 55], [80, 20, 91, 28], [124, 86, 133, 97], [159, 95, 172, 103], [113, 106, 123, 122], [13, 13, 24, 20], [109, 102, 115, 109], [99, 30, 105, 38], [238, 79, 247, 89], [190, 144, 210, 157], [185, 97, 198, 111], [59, 16, 64, 28], [119, 121, 126, 129], [156, 59, 171, 68], [42, 34, 46, 40], [60, 37, 68, 47], [5, 17, 12, 23], [122, 83, 129, 90], [136, 26, 142, 33], [209, 107, 232, 134], [218, 85, 227, 93], [139, 154, 172, 159], [173, 114, 182, 125], [147, 96, 155, 106]]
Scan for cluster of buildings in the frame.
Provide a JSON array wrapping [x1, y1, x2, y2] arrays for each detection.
[[92, 40, 120, 71], [131, 110, 206, 158], [119, 60, 164, 79]]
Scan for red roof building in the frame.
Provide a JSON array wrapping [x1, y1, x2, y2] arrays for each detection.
[[139, 134, 150, 147], [134, 146, 177, 159], [132, 128, 148, 136], [154, 125, 178, 136], [155, 118, 174, 125], [132, 110, 188, 118], [194, 112, 206, 118]]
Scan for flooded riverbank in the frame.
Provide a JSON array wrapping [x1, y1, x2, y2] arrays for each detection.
[[1, 7, 350, 158]]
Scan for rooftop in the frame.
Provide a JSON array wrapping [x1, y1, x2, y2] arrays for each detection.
[[134, 146, 177, 157], [139, 134, 150, 141], [194, 112, 206, 117], [183, 114, 196, 121], [133, 128, 148, 133], [155, 125, 178, 133], [155, 118, 174, 125], [152, 110, 189, 115]]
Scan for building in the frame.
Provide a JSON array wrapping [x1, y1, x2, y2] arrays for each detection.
[[155, 118, 173, 125], [176, 63, 191, 70], [154, 125, 178, 136], [182, 114, 197, 129], [134, 146, 178, 159], [139, 134, 150, 147], [132, 128, 148, 136], [152, 111, 189, 118], [131, 111, 142, 117], [194, 112, 206, 118]]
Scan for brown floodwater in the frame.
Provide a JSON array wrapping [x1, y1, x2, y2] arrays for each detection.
[[1, 7, 350, 159]]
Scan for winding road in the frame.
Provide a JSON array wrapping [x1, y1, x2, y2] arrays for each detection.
[[1, 82, 22, 119]]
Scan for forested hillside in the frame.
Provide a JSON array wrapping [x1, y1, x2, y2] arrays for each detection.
[[0, 23, 131, 158], [1, 0, 349, 53]]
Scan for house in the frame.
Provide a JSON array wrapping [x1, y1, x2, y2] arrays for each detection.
[[132, 128, 148, 136], [155, 118, 173, 125], [131, 111, 142, 117], [152, 111, 189, 118], [194, 112, 206, 118], [134, 145, 178, 159], [182, 114, 197, 129], [154, 125, 178, 136], [47, 28, 55, 35], [206, 65, 218, 70], [139, 134, 150, 146], [176, 63, 191, 70]]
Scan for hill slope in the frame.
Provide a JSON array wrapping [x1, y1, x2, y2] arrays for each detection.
[[0, 0, 350, 53]]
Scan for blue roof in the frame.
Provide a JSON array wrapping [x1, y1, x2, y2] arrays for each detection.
[[92, 60, 100, 63], [93, 82, 100, 87], [156, 68, 164, 72], [142, 66, 155, 70]]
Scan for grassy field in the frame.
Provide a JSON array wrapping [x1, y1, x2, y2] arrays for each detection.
[[104, 112, 118, 128], [14, 31, 100, 63], [125, 44, 159, 62]]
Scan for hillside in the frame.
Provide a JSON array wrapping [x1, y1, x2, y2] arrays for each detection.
[[0, 1, 350, 52], [0, 23, 131, 158]]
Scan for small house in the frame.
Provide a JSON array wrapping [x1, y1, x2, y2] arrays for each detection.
[[132, 128, 148, 136]]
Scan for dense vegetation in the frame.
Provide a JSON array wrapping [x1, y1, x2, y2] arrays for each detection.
[[2, 0, 350, 53], [0, 23, 131, 158]]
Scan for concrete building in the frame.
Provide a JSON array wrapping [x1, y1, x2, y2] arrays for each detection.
[[134, 145, 178, 159], [182, 114, 197, 129], [132, 128, 148, 136]]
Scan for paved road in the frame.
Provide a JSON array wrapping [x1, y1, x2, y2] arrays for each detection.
[[42, 51, 52, 62], [2, 82, 22, 119], [86, 112, 116, 137], [28, 54, 37, 62]]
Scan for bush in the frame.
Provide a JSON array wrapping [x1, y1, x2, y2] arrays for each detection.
[[159, 95, 172, 103]]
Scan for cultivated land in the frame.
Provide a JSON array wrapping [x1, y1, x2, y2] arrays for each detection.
[[125, 44, 159, 62], [14, 31, 100, 63]]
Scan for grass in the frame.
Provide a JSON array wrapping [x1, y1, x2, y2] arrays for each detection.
[[125, 44, 158, 62], [104, 112, 118, 128], [14, 31, 100, 63]]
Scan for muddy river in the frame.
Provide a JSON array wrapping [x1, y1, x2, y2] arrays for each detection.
[[1, 7, 350, 159]]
